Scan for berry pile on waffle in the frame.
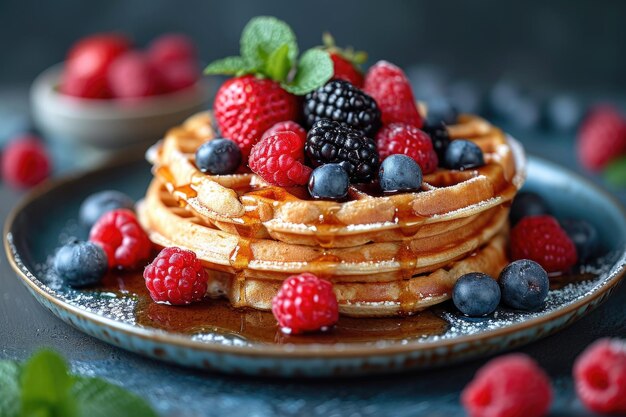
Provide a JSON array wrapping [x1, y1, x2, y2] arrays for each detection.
[[136, 16, 527, 320]]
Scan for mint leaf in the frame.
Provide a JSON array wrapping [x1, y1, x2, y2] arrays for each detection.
[[264, 43, 292, 82], [0, 361, 20, 417], [282, 49, 333, 95], [72, 377, 157, 417], [240, 16, 298, 73], [604, 156, 626, 187], [20, 350, 77, 417], [204, 56, 254, 76]]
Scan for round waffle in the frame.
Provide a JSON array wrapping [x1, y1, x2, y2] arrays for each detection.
[[147, 112, 526, 248]]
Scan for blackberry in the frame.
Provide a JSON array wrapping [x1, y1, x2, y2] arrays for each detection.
[[303, 80, 381, 136], [423, 121, 450, 162], [305, 119, 379, 183]]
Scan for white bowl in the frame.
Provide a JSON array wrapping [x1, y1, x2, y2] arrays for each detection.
[[30, 64, 210, 150]]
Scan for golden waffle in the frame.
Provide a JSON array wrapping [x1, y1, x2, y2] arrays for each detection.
[[138, 181, 509, 316], [148, 112, 525, 248]]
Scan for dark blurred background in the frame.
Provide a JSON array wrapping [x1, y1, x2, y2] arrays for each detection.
[[1, 0, 625, 94]]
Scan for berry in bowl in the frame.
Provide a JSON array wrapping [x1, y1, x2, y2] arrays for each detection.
[[30, 33, 209, 150]]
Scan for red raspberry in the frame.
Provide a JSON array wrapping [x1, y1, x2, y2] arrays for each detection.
[[156, 60, 199, 93], [148, 33, 197, 66], [577, 105, 626, 171], [574, 338, 626, 414], [143, 246, 208, 305], [376, 123, 438, 174], [89, 209, 152, 269], [108, 51, 162, 98], [510, 215, 578, 273], [1, 135, 51, 189], [271, 273, 339, 334], [248, 131, 312, 186], [261, 120, 307, 143], [462, 354, 553, 417], [214, 75, 299, 158], [363, 60, 424, 128], [330, 53, 364, 88]]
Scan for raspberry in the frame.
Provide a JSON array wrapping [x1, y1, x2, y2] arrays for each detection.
[[108, 51, 161, 98], [271, 273, 339, 334], [248, 131, 312, 186], [261, 120, 307, 143], [363, 60, 424, 128], [376, 123, 438, 174], [574, 338, 626, 414], [577, 105, 626, 171], [510, 215, 578, 273], [89, 209, 152, 269], [214, 75, 299, 158], [156, 60, 199, 93], [330, 53, 364, 87], [143, 247, 208, 305], [148, 33, 196, 66], [461, 354, 553, 417], [1, 135, 51, 189]]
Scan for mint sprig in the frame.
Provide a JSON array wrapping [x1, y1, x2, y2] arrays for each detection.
[[204, 16, 333, 95], [0, 350, 157, 417]]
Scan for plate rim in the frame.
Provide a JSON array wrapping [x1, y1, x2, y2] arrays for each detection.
[[4, 155, 626, 359]]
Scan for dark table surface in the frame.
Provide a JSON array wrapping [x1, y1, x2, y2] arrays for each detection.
[[1, 88, 625, 417]]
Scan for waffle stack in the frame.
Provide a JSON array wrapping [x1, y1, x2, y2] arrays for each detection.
[[138, 111, 526, 317]]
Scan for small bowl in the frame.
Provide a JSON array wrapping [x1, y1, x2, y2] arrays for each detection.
[[30, 63, 210, 150]]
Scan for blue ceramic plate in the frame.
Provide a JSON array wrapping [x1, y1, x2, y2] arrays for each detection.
[[5, 156, 626, 377]]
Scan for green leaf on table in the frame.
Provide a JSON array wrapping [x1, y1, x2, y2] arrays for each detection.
[[204, 56, 255, 76], [264, 43, 293, 82], [282, 49, 333, 95], [604, 156, 626, 187], [20, 350, 77, 417], [72, 377, 158, 417], [240, 16, 298, 75], [0, 360, 21, 417]]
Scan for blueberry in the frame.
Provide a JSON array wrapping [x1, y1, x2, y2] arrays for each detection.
[[444, 140, 484, 170], [499, 260, 549, 311], [425, 97, 458, 126], [509, 191, 551, 225], [379, 154, 423, 193], [561, 219, 599, 263], [308, 164, 350, 200], [54, 241, 108, 287], [79, 190, 134, 228], [195, 138, 241, 175], [452, 272, 501, 317], [545, 94, 582, 132]]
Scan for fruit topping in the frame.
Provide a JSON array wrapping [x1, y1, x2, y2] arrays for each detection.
[[79, 190, 135, 228], [574, 338, 626, 414], [305, 118, 379, 183], [261, 120, 307, 143], [195, 138, 242, 175], [1, 134, 51, 189], [509, 191, 551, 226], [213, 75, 299, 158], [379, 154, 423, 193], [510, 215, 578, 273], [499, 259, 549, 311], [321, 33, 366, 88], [375, 123, 438, 174], [308, 164, 350, 200], [89, 209, 152, 270], [452, 272, 500, 317], [54, 241, 108, 287], [577, 105, 626, 171], [303, 79, 381, 136], [560, 219, 599, 263], [422, 121, 451, 163], [462, 354, 553, 417], [249, 131, 312, 186], [271, 273, 339, 334], [363, 60, 423, 128], [444, 139, 485, 170], [144, 247, 208, 305]]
